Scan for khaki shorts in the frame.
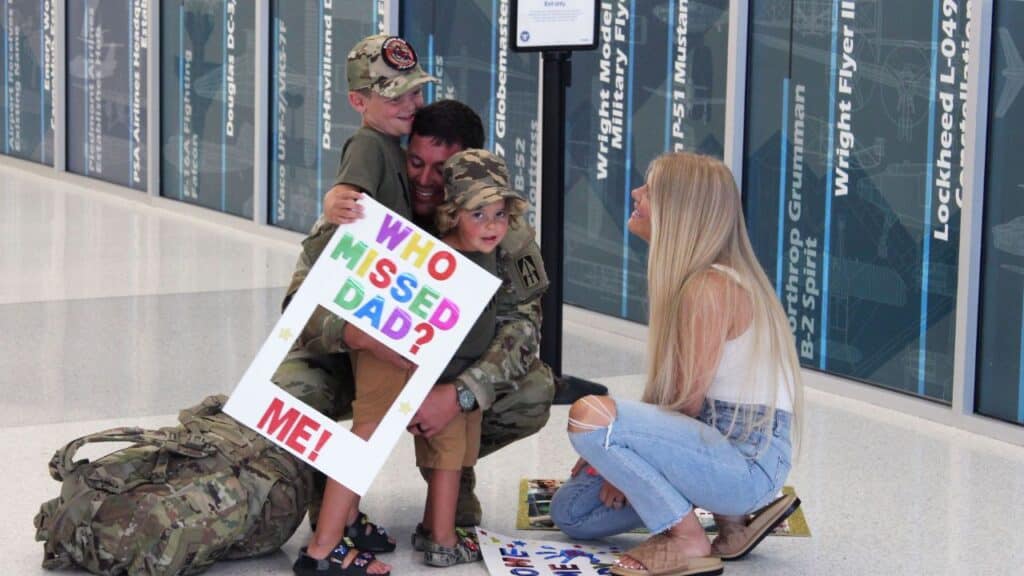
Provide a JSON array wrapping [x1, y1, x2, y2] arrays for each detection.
[[415, 408, 482, 471], [351, 351, 410, 427]]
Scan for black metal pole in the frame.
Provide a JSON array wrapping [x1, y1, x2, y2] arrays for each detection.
[[537, 50, 609, 404], [539, 50, 570, 376]]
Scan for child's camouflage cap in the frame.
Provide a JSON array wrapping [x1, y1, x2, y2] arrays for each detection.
[[442, 149, 526, 211], [347, 34, 437, 98]]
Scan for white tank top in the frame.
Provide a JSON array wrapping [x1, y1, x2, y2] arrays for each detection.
[[703, 264, 794, 412]]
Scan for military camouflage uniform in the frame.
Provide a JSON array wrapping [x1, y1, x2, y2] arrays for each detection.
[[271, 94, 553, 526]]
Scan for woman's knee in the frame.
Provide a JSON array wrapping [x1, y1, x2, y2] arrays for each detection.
[[555, 519, 602, 541], [550, 480, 587, 525], [549, 493, 597, 540], [567, 395, 617, 433], [548, 489, 572, 529]]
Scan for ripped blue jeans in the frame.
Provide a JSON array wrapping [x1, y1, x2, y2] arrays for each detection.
[[550, 398, 792, 539]]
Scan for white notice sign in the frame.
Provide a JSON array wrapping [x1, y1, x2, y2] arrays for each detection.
[[513, 0, 598, 51]]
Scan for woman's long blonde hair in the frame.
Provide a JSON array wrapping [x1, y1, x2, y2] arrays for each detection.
[[640, 152, 802, 450]]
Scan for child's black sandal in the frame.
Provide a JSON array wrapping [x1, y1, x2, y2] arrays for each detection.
[[411, 523, 431, 552], [344, 512, 397, 553], [292, 540, 388, 576]]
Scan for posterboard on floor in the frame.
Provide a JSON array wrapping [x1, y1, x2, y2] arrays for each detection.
[[223, 197, 500, 495], [517, 479, 811, 537], [477, 527, 622, 576]]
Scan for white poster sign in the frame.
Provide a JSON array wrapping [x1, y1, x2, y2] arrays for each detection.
[[478, 527, 624, 575], [224, 198, 500, 495], [513, 0, 598, 51]]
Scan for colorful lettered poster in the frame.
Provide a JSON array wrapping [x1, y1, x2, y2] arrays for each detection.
[[1, 0, 56, 165], [224, 199, 500, 495], [269, 1, 376, 233], [977, 0, 1024, 425], [67, 0, 148, 189], [744, 0, 967, 402], [160, 0, 255, 218], [477, 528, 623, 576]]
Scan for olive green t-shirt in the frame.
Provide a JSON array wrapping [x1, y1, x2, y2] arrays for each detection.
[[285, 127, 410, 355], [336, 127, 411, 218], [439, 250, 498, 382]]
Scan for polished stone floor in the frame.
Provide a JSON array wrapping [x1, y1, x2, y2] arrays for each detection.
[[3, 162, 1024, 575]]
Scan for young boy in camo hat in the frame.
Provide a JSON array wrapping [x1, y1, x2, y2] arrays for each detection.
[[356, 149, 527, 568], [293, 33, 436, 576]]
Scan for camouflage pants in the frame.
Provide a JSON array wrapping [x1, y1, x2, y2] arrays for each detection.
[[271, 348, 555, 527]]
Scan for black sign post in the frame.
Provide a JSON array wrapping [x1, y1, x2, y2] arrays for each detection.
[[538, 49, 570, 377], [511, 1, 607, 403]]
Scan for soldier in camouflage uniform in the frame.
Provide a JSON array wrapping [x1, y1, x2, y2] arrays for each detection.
[[273, 98, 554, 531]]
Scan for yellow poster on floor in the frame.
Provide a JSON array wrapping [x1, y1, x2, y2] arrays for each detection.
[[517, 479, 811, 537]]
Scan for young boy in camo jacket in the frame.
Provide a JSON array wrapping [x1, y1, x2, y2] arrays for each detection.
[[356, 149, 527, 567]]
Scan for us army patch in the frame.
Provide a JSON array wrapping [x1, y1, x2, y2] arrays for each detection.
[[517, 255, 541, 289]]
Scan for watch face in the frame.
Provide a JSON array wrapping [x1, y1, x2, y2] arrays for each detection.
[[458, 387, 475, 410]]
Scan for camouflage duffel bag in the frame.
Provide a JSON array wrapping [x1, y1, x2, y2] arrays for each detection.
[[33, 394, 314, 576]]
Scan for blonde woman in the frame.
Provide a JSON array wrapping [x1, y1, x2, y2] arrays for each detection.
[[549, 152, 803, 576]]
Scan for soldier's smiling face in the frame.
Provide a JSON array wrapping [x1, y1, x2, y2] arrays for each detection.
[[407, 134, 463, 219]]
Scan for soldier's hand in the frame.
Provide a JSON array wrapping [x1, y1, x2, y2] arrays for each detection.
[[407, 383, 460, 438], [324, 184, 365, 224], [342, 324, 413, 370]]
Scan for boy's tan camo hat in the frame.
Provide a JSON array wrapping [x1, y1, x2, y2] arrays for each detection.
[[347, 34, 437, 98], [442, 149, 526, 211]]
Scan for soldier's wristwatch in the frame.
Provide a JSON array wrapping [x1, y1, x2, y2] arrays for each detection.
[[454, 382, 478, 412]]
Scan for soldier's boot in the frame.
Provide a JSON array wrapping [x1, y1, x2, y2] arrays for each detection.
[[552, 375, 609, 405], [454, 466, 482, 527]]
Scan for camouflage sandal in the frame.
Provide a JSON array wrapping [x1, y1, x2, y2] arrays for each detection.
[[422, 527, 482, 567], [412, 523, 479, 552], [292, 540, 389, 576], [345, 512, 397, 553]]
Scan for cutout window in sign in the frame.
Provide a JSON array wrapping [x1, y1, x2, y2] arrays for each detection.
[[224, 198, 501, 495]]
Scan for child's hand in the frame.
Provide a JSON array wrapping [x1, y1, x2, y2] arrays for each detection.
[[324, 184, 365, 224]]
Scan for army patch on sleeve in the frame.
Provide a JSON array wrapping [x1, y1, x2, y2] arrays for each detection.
[[381, 37, 417, 70], [517, 255, 542, 289]]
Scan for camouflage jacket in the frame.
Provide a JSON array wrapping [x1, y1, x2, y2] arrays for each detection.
[[281, 222, 549, 411]]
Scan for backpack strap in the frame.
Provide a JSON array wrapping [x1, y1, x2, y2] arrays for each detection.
[[49, 426, 214, 482], [178, 394, 269, 462], [178, 394, 229, 420]]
